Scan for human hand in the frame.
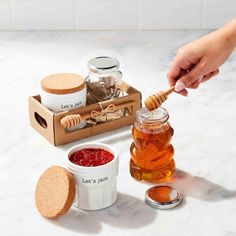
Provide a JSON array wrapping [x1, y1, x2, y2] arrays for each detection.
[[167, 27, 236, 96]]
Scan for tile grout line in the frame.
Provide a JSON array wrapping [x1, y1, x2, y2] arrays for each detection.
[[138, 0, 141, 30], [9, 0, 13, 30], [201, 0, 206, 29], [74, 0, 77, 30]]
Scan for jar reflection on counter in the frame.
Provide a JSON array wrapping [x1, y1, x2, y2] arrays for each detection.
[[86, 56, 122, 105], [130, 107, 175, 183]]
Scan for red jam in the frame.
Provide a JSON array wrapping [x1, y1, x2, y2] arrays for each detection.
[[69, 148, 114, 167]]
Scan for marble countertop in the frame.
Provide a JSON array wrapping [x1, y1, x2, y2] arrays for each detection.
[[1, 30, 236, 236]]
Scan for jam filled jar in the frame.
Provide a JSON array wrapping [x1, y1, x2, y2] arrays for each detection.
[[130, 107, 175, 182]]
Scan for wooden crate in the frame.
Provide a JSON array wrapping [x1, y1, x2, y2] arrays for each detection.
[[29, 81, 142, 146]]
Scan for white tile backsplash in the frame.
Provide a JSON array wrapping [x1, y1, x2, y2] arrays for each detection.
[[75, 0, 138, 30], [0, 0, 235, 30], [204, 0, 236, 29], [0, 1, 11, 30], [11, 0, 75, 30], [140, 0, 203, 29]]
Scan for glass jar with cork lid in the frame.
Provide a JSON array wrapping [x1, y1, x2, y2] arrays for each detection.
[[130, 107, 175, 182]]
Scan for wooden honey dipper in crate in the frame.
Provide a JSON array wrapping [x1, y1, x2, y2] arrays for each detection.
[[60, 100, 136, 129], [145, 86, 175, 111]]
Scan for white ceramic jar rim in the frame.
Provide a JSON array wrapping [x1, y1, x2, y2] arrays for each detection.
[[66, 143, 119, 174], [41, 89, 87, 102]]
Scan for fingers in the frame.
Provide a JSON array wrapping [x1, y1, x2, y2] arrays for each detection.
[[176, 69, 219, 93], [201, 69, 219, 83], [167, 45, 219, 96], [175, 59, 208, 92], [187, 76, 202, 89], [167, 65, 184, 87], [167, 53, 195, 87], [188, 80, 200, 89], [177, 89, 188, 96]]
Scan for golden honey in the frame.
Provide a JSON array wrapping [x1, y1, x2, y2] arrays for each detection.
[[130, 107, 175, 182]]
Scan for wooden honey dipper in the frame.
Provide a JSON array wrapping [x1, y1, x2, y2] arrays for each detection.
[[145, 86, 175, 111], [60, 101, 136, 129]]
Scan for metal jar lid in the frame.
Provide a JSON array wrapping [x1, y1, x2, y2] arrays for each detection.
[[145, 185, 183, 210], [88, 56, 120, 74]]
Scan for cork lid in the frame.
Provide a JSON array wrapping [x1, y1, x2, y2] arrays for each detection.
[[41, 73, 86, 94], [35, 166, 76, 219]]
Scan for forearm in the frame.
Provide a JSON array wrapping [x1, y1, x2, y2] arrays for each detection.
[[220, 18, 236, 48]]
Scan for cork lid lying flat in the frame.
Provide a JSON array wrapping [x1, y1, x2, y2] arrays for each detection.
[[35, 166, 76, 219], [41, 73, 85, 94]]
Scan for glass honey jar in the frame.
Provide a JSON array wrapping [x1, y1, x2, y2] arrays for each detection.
[[130, 107, 175, 182]]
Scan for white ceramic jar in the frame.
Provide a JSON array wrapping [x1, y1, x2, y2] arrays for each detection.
[[66, 143, 119, 210], [41, 73, 87, 113]]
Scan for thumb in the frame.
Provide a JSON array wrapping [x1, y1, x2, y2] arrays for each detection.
[[175, 60, 206, 92]]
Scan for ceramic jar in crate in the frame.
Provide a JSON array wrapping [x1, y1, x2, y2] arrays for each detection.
[[41, 73, 87, 112]]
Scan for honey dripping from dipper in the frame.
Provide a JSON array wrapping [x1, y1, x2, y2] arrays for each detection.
[[144, 86, 175, 112]]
